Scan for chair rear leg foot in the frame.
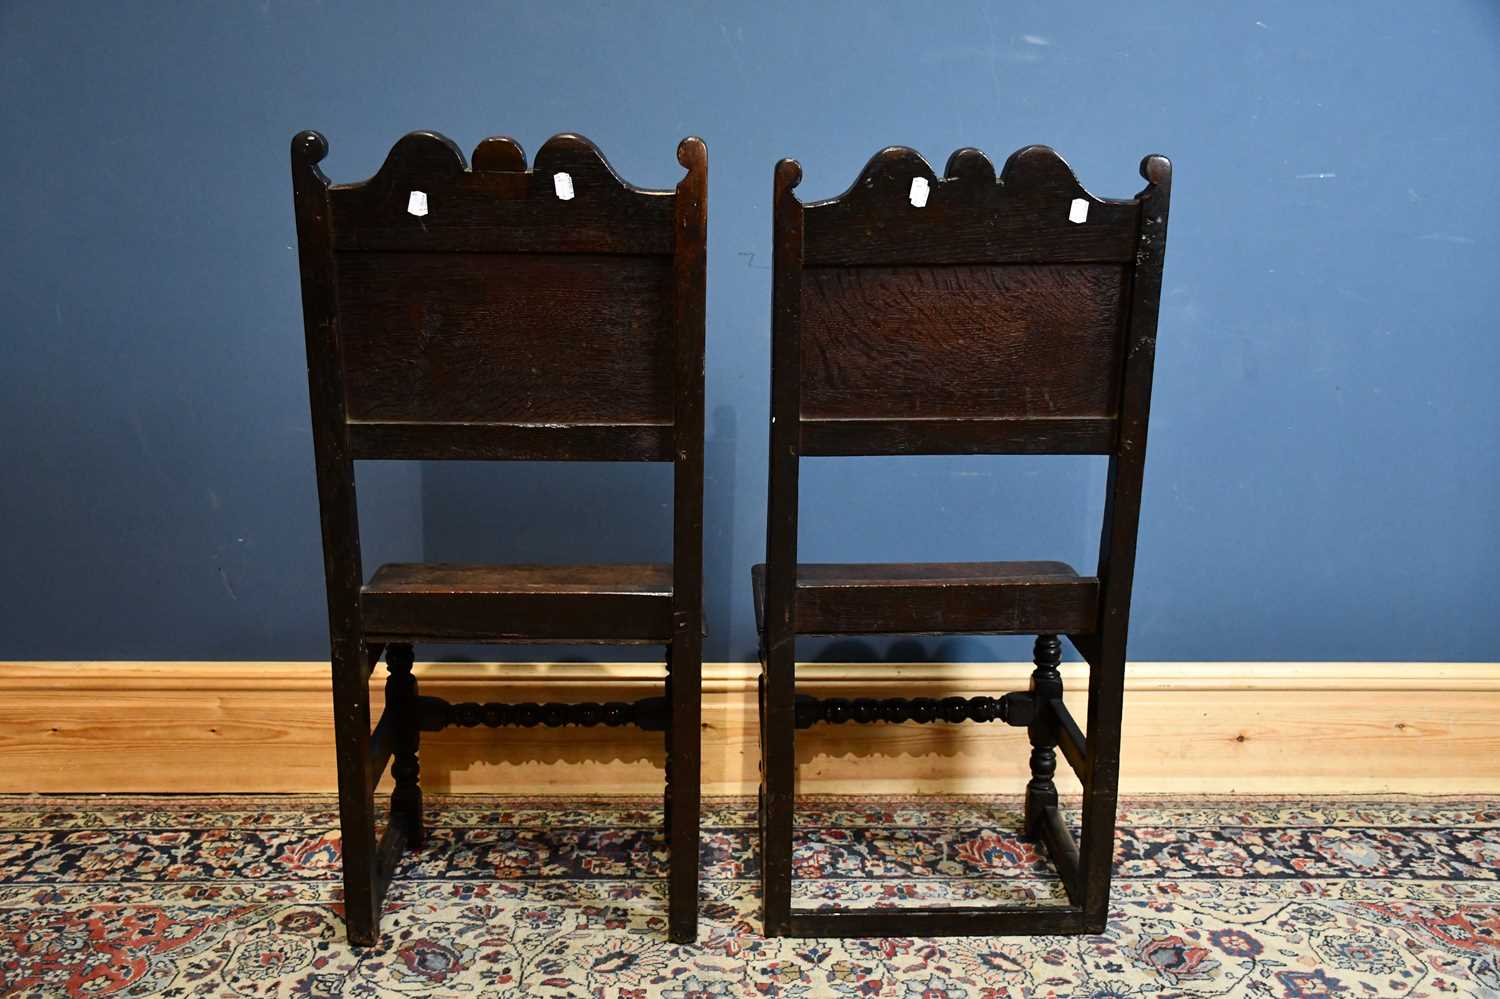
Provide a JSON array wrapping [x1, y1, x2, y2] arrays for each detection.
[[345, 918, 380, 949], [333, 641, 382, 946], [664, 639, 701, 944]]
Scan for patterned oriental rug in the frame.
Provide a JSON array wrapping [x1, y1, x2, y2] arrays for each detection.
[[0, 795, 1496, 997]]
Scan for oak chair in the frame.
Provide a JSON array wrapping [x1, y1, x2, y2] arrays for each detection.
[[754, 144, 1171, 937], [290, 130, 707, 945]]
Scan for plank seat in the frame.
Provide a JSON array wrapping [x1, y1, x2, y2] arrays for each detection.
[[362, 562, 673, 643], [750, 561, 1097, 636]]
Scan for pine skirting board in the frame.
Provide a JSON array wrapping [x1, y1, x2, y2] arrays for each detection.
[[3, 661, 1497, 795]]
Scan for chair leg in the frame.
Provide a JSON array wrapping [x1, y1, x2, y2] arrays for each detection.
[[1024, 634, 1063, 838], [332, 640, 380, 946], [1079, 644, 1128, 933], [760, 634, 794, 937], [756, 661, 765, 836], [385, 643, 423, 848], [663, 645, 673, 839], [666, 637, 702, 944]]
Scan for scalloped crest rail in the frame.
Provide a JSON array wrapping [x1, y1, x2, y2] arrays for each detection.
[[291, 130, 707, 947]]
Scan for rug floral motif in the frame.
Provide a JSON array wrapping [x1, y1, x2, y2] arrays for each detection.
[[0, 795, 1497, 997]]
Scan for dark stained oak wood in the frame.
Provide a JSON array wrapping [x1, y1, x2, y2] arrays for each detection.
[[750, 561, 1098, 635], [799, 416, 1116, 456], [361, 563, 673, 643], [328, 132, 676, 255], [337, 252, 675, 428], [759, 157, 805, 937], [667, 136, 708, 945], [1052, 697, 1089, 781], [800, 264, 1126, 421], [366, 708, 393, 795], [1036, 802, 1083, 905], [1077, 153, 1172, 933], [754, 145, 1172, 939], [346, 421, 673, 462], [385, 644, 422, 846], [291, 130, 379, 947], [1024, 635, 1064, 839], [787, 906, 1085, 938], [413, 693, 669, 732], [372, 820, 408, 914], [801, 146, 1138, 267], [365, 562, 673, 595], [292, 130, 707, 945], [790, 690, 1038, 728]]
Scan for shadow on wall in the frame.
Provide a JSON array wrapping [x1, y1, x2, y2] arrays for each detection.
[[412, 426, 1095, 667], [411, 405, 741, 666], [704, 405, 739, 665], [413, 411, 729, 665]]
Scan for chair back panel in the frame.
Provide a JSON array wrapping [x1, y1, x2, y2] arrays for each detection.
[[787, 146, 1145, 454], [337, 251, 675, 425], [799, 262, 1126, 422]]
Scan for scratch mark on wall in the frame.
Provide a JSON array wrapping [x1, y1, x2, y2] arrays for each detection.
[[1418, 233, 1475, 245], [128, 405, 175, 490], [980, 5, 1004, 102], [718, 23, 750, 87], [1295, 172, 1337, 180], [218, 567, 239, 601]]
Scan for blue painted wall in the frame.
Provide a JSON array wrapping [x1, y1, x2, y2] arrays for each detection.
[[2, 2, 1497, 662]]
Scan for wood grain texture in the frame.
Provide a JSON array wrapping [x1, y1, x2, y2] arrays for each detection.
[[666, 135, 709, 944], [799, 416, 1117, 456], [4, 662, 1497, 795], [346, 421, 673, 462], [328, 132, 676, 256], [360, 563, 673, 643], [761, 157, 808, 934], [337, 252, 675, 427], [800, 146, 1139, 267], [799, 264, 1126, 421], [292, 130, 380, 942], [750, 562, 1099, 635]]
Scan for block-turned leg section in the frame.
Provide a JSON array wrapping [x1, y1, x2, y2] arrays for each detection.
[[666, 634, 702, 944], [1024, 634, 1063, 838], [332, 640, 380, 946], [385, 643, 423, 848]]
